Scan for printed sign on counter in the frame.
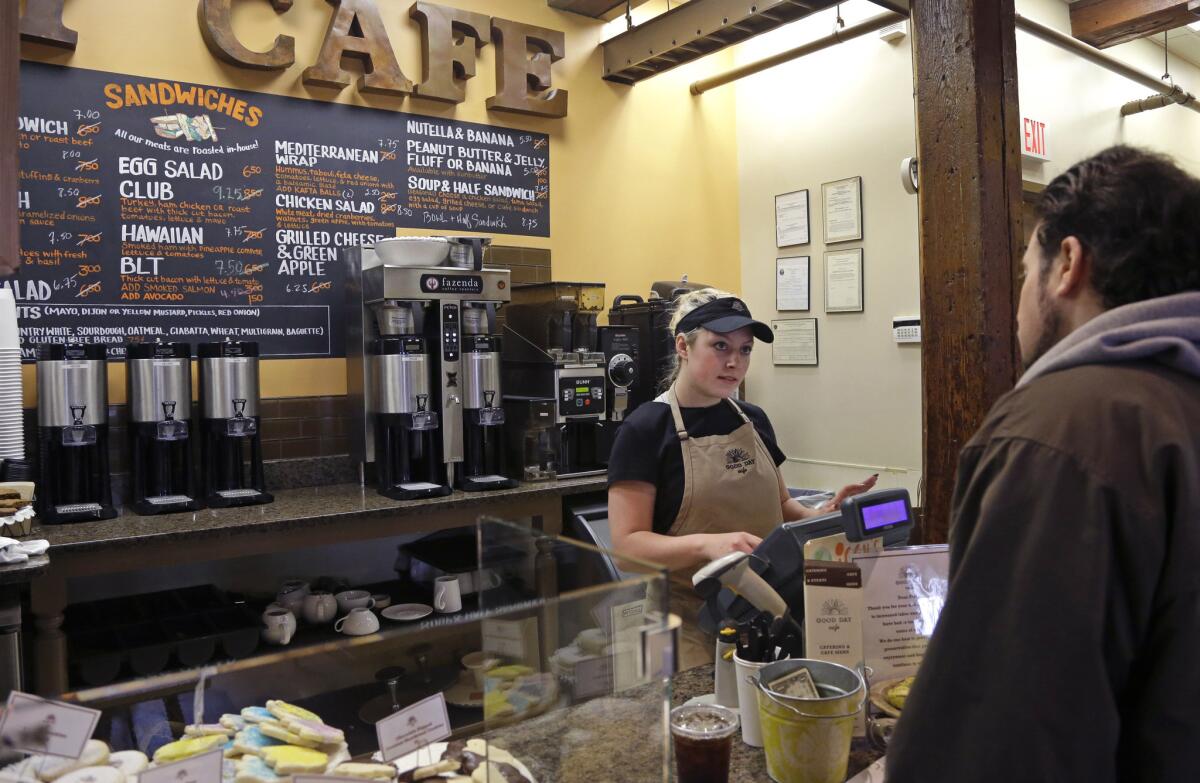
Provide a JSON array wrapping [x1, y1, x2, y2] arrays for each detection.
[[140, 749, 223, 783], [853, 545, 948, 681], [0, 692, 101, 758], [375, 693, 451, 763], [14, 61, 550, 359]]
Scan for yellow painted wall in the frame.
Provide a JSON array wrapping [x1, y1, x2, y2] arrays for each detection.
[[17, 0, 741, 403]]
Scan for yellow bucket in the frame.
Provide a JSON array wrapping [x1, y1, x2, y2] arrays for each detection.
[[752, 659, 865, 783]]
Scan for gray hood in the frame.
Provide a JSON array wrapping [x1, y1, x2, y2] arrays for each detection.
[[1018, 291, 1200, 387]]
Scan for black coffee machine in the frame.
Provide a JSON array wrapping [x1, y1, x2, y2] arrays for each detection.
[[608, 279, 711, 415], [127, 341, 199, 515], [35, 343, 118, 524], [369, 332, 450, 500], [502, 282, 609, 479], [198, 340, 272, 507]]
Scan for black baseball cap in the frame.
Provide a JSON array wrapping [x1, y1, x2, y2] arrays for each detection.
[[674, 297, 774, 343]]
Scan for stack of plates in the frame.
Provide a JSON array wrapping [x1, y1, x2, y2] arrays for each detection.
[[0, 291, 23, 461]]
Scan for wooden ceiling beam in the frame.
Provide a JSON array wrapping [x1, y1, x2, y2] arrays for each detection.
[[1070, 0, 1200, 49]]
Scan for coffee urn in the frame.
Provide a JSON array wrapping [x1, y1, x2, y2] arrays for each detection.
[[35, 343, 118, 524], [369, 331, 450, 500], [460, 305, 516, 491], [127, 340, 199, 515], [198, 340, 272, 507]]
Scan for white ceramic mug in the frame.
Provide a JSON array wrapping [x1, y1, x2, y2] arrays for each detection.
[[262, 608, 297, 645], [335, 607, 380, 636], [276, 580, 310, 615], [462, 651, 501, 689], [371, 594, 392, 610], [434, 575, 462, 613], [302, 591, 338, 624], [335, 590, 375, 614]]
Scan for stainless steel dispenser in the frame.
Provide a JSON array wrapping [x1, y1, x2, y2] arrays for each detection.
[[460, 304, 516, 491], [127, 340, 199, 514], [344, 236, 512, 498], [198, 340, 272, 507], [35, 343, 117, 524]]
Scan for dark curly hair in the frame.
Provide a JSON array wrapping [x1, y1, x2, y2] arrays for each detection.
[[1035, 145, 1200, 309]]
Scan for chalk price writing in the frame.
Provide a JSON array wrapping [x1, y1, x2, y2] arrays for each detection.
[[72, 109, 100, 120], [77, 281, 101, 298], [75, 159, 100, 172], [214, 259, 266, 276], [47, 231, 73, 245], [56, 187, 81, 199], [364, 188, 388, 197], [62, 150, 82, 160], [523, 167, 547, 177], [380, 203, 412, 217], [378, 138, 401, 150], [52, 274, 80, 291], [521, 218, 539, 231], [77, 264, 102, 276], [76, 122, 101, 137], [285, 281, 333, 295], [76, 233, 102, 247], [212, 186, 263, 202]]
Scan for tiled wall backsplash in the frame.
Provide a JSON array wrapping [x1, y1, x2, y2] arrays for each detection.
[[19, 248, 551, 493]]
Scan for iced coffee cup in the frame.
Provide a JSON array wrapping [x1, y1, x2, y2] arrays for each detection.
[[670, 704, 740, 783]]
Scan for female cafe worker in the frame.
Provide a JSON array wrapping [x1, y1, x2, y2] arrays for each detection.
[[608, 289, 876, 668]]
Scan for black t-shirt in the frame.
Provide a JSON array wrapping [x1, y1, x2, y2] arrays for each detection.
[[607, 397, 787, 534]]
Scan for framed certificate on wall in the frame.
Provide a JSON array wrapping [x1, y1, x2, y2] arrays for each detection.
[[822, 176, 863, 244], [775, 189, 810, 247], [776, 255, 810, 311], [824, 248, 864, 313], [771, 319, 819, 366]]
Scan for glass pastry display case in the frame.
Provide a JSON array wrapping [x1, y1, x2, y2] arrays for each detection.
[[9, 519, 672, 783]]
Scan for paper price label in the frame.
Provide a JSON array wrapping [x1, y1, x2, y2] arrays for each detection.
[[375, 693, 450, 763], [140, 749, 223, 783], [0, 692, 100, 759]]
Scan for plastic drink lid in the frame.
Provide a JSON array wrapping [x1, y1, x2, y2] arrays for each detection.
[[669, 705, 740, 739]]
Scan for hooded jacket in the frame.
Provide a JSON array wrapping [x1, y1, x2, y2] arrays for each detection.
[[887, 292, 1200, 783]]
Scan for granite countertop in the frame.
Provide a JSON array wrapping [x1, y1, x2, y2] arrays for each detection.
[[483, 664, 882, 783], [29, 476, 607, 555], [0, 554, 49, 585]]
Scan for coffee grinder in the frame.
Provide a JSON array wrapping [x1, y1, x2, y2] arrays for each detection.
[[198, 340, 272, 507], [597, 324, 638, 464], [502, 282, 609, 479], [344, 237, 513, 499], [127, 340, 199, 514], [35, 343, 118, 524]]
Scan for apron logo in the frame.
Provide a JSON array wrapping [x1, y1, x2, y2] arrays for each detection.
[[724, 447, 755, 474]]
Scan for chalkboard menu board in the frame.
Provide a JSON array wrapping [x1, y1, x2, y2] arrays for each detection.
[[12, 62, 550, 360]]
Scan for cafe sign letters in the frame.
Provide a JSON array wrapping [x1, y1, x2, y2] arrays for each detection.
[[19, 0, 568, 118]]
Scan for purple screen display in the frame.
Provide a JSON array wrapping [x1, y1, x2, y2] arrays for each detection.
[[861, 499, 908, 530]]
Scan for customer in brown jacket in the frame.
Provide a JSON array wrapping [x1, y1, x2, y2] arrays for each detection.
[[886, 146, 1200, 783]]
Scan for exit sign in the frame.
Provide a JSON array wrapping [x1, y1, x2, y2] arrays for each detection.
[[1021, 116, 1049, 161]]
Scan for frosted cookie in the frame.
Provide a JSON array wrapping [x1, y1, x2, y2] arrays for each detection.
[[264, 701, 320, 724], [152, 734, 227, 764], [219, 715, 247, 732], [234, 758, 283, 783], [56, 767, 125, 783], [185, 724, 234, 738], [331, 763, 395, 780], [107, 752, 149, 777], [463, 741, 518, 769], [279, 717, 343, 747], [256, 723, 317, 749], [36, 740, 111, 781], [239, 707, 276, 724], [259, 747, 327, 775], [232, 726, 287, 757]]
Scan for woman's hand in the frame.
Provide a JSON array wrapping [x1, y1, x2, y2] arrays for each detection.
[[821, 473, 880, 512], [695, 531, 763, 562]]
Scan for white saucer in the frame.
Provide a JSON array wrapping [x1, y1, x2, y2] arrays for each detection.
[[381, 603, 433, 622]]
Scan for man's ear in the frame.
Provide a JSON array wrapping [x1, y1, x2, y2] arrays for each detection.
[[1052, 236, 1091, 298]]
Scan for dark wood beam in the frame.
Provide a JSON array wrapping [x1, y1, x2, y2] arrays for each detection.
[[911, 0, 1023, 544], [547, 0, 653, 20], [0, 0, 19, 275], [1070, 0, 1200, 49]]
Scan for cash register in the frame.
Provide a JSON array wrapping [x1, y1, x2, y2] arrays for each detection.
[[695, 488, 916, 634]]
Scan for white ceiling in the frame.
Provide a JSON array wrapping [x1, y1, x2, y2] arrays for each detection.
[[1153, 25, 1200, 70]]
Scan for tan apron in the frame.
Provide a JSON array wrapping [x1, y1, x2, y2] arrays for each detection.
[[663, 385, 786, 670]]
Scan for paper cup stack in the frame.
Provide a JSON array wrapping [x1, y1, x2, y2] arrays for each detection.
[[0, 290, 24, 462]]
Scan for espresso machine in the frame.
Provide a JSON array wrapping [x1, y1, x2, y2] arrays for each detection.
[[198, 340, 272, 507], [502, 282, 609, 479], [35, 343, 118, 524], [127, 340, 199, 514], [344, 236, 513, 499]]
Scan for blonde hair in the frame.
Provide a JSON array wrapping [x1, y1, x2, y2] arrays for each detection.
[[664, 287, 736, 387]]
